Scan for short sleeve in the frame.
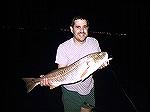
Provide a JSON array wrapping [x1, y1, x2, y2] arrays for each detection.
[[55, 44, 68, 65], [93, 38, 101, 52]]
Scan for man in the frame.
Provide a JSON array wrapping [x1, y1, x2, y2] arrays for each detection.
[[41, 16, 101, 112]]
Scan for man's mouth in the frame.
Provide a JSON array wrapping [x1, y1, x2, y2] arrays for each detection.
[[78, 33, 85, 36]]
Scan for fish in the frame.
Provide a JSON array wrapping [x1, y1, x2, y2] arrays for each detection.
[[22, 52, 112, 93]]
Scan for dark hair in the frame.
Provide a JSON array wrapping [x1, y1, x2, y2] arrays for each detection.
[[70, 16, 89, 27]]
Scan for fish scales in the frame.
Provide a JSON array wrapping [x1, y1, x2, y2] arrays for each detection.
[[45, 60, 84, 83]]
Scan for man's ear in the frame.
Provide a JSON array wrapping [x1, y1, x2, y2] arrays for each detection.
[[70, 26, 73, 33]]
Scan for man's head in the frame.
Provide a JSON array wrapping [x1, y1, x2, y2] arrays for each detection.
[[70, 16, 89, 43]]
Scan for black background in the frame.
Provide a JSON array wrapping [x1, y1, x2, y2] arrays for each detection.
[[6, 1, 149, 112]]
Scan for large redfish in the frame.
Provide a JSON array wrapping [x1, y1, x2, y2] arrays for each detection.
[[22, 52, 112, 93]]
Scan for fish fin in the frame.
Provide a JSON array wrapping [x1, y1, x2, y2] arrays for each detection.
[[80, 60, 91, 81], [22, 78, 38, 93], [80, 65, 91, 81], [80, 68, 88, 80], [49, 82, 61, 89]]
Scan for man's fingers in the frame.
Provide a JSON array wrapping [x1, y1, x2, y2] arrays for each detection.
[[100, 60, 110, 69], [40, 75, 45, 78], [40, 77, 50, 86]]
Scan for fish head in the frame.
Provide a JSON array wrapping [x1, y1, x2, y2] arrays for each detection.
[[87, 52, 109, 68], [91, 52, 112, 69], [80, 52, 111, 81]]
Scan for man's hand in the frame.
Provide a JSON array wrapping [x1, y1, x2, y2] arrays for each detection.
[[99, 58, 112, 69], [40, 75, 51, 86]]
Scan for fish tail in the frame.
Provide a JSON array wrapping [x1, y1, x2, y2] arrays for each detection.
[[22, 78, 38, 93]]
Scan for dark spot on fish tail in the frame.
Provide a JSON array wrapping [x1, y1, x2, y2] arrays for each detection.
[[31, 79, 36, 83]]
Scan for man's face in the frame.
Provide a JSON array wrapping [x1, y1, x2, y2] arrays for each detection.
[[70, 19, 89, 42]]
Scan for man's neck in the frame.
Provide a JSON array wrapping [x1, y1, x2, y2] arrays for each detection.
[[73, 37, 86, 46]]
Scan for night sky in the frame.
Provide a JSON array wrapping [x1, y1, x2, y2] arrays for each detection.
[[6, 1, 149, 112]]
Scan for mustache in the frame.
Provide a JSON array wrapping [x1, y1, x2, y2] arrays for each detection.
[[78, 32, 86, 34]]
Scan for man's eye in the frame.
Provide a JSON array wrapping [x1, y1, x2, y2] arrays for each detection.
[[84, 26, 88, 29], [75, 26, 88, 29], [76, 26, 80, 28]]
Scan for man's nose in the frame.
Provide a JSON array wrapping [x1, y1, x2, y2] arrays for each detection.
[[80, 27, 84, 32]]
